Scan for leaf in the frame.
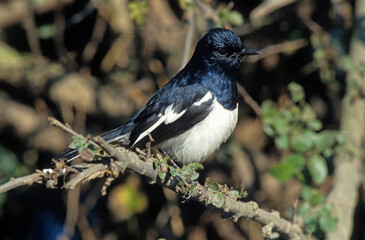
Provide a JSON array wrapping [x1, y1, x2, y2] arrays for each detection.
[[205, 177, 219, 192], [316, 131, 338, 152], [37, 24, 56, 39], [263, 125, 275, 136], [292, 133, 314, 152], [269, 162, 297, 182], [300, 187, 313, 200], [239, 183, 248, 198], [283, 154, 306, 169], [230, 190, 240, 198], [225, 11, 244, 26], [187, 163, 204, 171], [307, 119, 323, 131], [319, 216, 337, 233], [211, 192, 226, 208], [68, 135, 85, 149], [308, 155, 328, 185], [288, 82, 305, 103], [319, 204, 333, 216], [189, 171, 199, 181], [310, 193, 325, 205], [273, 118, 289, 135], [275, 134, 289, 150], [296, 202, 311, 216]]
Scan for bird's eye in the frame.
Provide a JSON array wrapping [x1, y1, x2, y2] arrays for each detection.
[[217, 49, 227, 57]]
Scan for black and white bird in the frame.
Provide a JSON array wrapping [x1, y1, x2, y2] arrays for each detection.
[[56, 28, 260, 165]]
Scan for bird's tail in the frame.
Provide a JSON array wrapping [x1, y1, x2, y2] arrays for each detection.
[[54, 122, 133, 162]]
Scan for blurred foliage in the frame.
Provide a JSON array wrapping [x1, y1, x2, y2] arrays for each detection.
[[108, 176, 148, 221], [262, 82, 341, 235], [296, 187, 338, 238], [128, 0, 149, 25], [0, 145, 29, 184], [263, 83, 343, 185]]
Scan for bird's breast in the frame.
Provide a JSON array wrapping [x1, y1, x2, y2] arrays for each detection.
[[157, 99, 238, 164]]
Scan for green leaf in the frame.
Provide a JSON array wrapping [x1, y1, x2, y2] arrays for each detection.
[[187, 163, 204, 171], [261, 101, 279, 118], [319, 216, 337, 233], [300, 187, 313, 200], [288, 82, 305, 103], [283, 154, 306, 169], [225, 10, 244, 26], [189, 171, 199, 181], [273, 118, 289, 135], [269, 162, 297, 182], [68, 135, 85, 149], [297, 202, 311, 216], [316, 131, 338, 152], [263, 125, 275, 137], [292, 133, 314, 152], [308, 155, 328, 185], [275, 134, 290, 150], [230, 190, 240, 198], [211, 192, 226, 208], [307, 119, 323, 131], [310, 193, 325, 205], [239, 183, 248, 198], [37, 24, 56, 39], [205, 177, 219, 192], [319, 204, 333, 216]]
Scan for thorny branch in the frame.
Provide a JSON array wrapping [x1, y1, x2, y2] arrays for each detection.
[[0, 118, 306, 239]]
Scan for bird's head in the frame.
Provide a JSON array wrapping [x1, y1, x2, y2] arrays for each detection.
[[194, 28, 260, 70]]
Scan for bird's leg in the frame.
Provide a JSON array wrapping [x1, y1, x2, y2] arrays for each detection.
[[146, 132, 155, 161], [161, 150, 179, 169]]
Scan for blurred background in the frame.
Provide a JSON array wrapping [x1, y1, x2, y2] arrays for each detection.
[[0, 0, 363, 239]]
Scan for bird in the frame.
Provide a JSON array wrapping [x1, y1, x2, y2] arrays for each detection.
[[56, 28, 260, 165]]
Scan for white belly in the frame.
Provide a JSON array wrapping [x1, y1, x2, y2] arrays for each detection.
[[157, 100, 238, 164]]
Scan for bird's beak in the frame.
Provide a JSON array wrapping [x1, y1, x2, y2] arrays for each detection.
[[243, 47, 261, 56]]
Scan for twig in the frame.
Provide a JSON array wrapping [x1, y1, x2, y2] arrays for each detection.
[[179, 9, 196, 70], [250, 0, 298, 22], [247, 39, 308, 63], [48, 117, 101, 151], [49, 117, 83, 137], [0, 172, 44, 193], [23, 0, 42, 59], [237, 84, 262, 116], [63, 184, 81, 238], [194, 0, 219, 22], [63, 163, 109, 189], [82, 12, 107, 64]]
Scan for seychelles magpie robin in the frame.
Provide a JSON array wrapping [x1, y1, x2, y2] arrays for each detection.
[[56, 28, 260, 165]]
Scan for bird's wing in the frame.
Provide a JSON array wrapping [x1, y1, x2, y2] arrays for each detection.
[[129, 84, 214, 148]]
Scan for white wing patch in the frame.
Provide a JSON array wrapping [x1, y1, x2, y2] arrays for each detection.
[[164, 104, 186, 124], [132, 117, 165, 146], [193, 92, 213, 106], [132, 103, 186, 146], [132, 92, 212, 147]]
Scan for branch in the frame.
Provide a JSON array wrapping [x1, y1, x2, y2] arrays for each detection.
[[247, 39, 308, 63], [326, 0, 365, 239], [0, 119, 306, 239], [0, 172, 44, 193], [237, 84, 262, 116]]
